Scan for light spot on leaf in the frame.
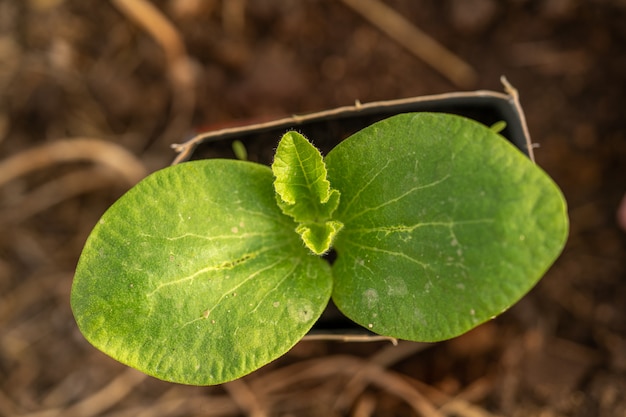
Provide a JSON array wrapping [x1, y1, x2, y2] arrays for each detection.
[[289, 300, 315, 323], [414, 308, 428, 326], [363, 288, 379, 309], [385, 276, 408, 297]]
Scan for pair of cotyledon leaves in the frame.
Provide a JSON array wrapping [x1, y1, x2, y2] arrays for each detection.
[[71, 113, 568, 385]]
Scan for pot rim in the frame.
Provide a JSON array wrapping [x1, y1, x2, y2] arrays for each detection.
[[171, 77, 533, 165]]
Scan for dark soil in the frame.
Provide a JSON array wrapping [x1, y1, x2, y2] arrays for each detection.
[[1, 1, 625, 416]]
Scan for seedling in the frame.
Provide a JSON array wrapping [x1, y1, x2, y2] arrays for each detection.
[[71, 113, 568, 385]]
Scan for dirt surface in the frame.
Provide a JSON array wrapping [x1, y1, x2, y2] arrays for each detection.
[[1, 1, 625, 416]]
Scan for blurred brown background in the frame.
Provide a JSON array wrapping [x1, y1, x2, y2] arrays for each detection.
[[1, 1, 625, 416]]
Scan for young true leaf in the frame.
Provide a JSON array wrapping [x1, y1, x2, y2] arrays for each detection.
[[71, 160, 333, 385], [272, 131, 343, 254], [296, 220, 344, 256], [326, 113, 568, 342]]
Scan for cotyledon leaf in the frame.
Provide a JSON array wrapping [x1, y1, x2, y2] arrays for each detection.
[[326, 113, 568, 342], [71, 159, 332, 385]]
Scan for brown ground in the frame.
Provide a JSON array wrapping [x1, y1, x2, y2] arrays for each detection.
[[1, 1, 625, 416]]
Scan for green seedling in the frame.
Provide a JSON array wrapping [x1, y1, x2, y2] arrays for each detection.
[[71, 113, 568, 385], [231, 140, 248, 161], [489, 120, 507, 133]]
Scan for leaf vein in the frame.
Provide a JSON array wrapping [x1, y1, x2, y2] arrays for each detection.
[[340, 160, 391, 216], [146, 243, 286, 297], [344, 240, 431, 270], [344, 175, 451, 222]]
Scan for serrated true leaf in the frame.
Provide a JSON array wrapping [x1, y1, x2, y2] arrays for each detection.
[[71, 160, 332, 385], [326, 113, 568, 342], [296, 220, 344, 255], [272, 131, 343, 254]]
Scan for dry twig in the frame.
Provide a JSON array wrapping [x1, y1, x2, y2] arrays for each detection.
[[0, 138, 146, 188], [0, 139, 147, 226], [19, 369, 146, 417], [1, 167, 121, 225], [334, 341, 431, 411], [223, 379, 268, 417], [110, 0, 197, 148], [250, 355, 444, 417], [339, 0, 477, 88]]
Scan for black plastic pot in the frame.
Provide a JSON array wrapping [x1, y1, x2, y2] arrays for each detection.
[[171, 82, 534, 342]]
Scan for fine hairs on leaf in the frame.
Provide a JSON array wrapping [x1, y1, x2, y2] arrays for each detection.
[[71, 112, 568, 385], [271, 131, 343, 254]]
